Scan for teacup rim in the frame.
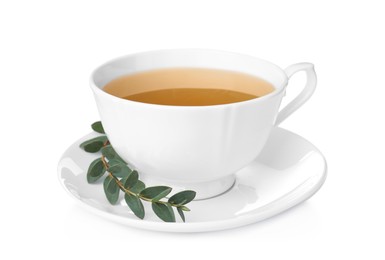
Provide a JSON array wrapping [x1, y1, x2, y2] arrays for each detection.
[[90, 48, 289, 109]]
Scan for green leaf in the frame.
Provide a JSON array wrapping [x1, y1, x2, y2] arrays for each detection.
[[79, 136, 108, 153], [101, 145, 115, 160], [87, 158, 106, 183], [140, 186, 172, 201], [152, 202, 175, 222], [177, 207, 185, 222], [168, 190, 196, 205], [103, 176, 120, 204], [179, 205, 190, 211], [108, 159, 126, 168], [124, 193, 145, 219], [130, 180, 146, 193], [101, 145, 126, 163], [123, 170, 139, 189], [108, 160, 132, 178], [91, 121, 105, 134]]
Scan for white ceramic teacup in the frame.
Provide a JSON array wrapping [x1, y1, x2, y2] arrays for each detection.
[[90, 49, 317, 199]]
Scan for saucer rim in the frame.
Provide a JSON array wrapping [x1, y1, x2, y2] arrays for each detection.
[[57, 127, 327, 233]]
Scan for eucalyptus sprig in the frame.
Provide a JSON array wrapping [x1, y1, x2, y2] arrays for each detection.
[[80, 121, 196, 222]]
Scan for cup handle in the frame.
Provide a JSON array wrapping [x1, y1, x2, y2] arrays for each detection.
[[275, 63, 317, 125]]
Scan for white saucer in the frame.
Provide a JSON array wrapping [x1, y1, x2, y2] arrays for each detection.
[[58, 127, 327, 232]]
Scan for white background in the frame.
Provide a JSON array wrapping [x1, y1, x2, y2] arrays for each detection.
[[1, 0, 384, 259]]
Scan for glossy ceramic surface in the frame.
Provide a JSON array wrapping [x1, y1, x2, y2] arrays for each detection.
[[58, 127, 326, 232], [90, 50, 317, 199]]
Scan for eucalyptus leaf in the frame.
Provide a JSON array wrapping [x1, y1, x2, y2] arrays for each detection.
[[108, 160, 132, 178], [87, 158, 105, 183], [123, 170, 139, 189], [101, 145, 125, 163], [140, 186, 172, 201], [177, 207, 185, 222], [152, 202, 175, 222], [125, 194, 145, 219], [108, 159, 126, 168], [79, 136, 108, 153], [179, 205, 190, 211], [103, 176, 120, 204], [168, 190, 196, 205], [101, 145, 115, 160], [81, 122, 197, 223], [91, 121, 105, 134], [110, 166, 131, 179], [130, 180, 146, 193]]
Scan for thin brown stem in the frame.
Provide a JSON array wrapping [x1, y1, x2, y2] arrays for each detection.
[[100, 141, 181, 207], [103, 161, 179, 206]]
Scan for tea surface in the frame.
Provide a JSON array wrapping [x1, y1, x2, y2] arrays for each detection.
[[103, 68, 275, 106]]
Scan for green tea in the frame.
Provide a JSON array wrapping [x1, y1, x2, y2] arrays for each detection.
[[103, 68, 275, 106]]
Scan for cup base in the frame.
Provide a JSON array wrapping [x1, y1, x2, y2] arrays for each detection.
[[138, 174, 236, 200]]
